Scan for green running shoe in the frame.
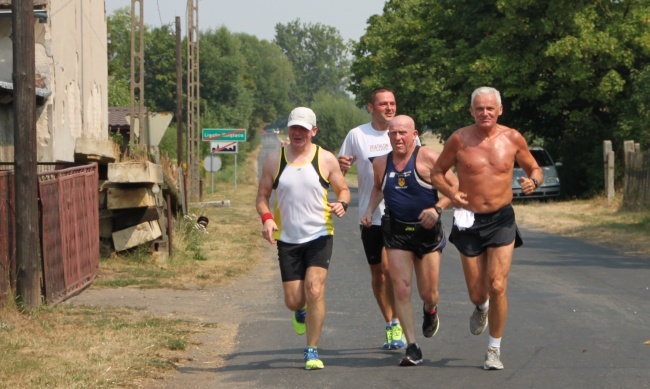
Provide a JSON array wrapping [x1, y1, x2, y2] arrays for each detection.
[[391, 323, 406, 349], [383, 326, 393, 349], [292, 307, 306, 335], [304, 347, 324, 370]]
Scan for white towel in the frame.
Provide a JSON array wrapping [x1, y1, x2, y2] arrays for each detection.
[[453, 208, 475, 230]]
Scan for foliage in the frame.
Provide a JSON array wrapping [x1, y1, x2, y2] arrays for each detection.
[[350, 0, 650, 197], [144, 24, 179, 113], [107, 75, 130, 107], [310, 91, 370, 152], [274, 19, 351, 104], [237, 34, 295, 132]]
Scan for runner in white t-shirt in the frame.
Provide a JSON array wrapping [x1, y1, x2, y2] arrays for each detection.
[[338, 88, 414, 349]]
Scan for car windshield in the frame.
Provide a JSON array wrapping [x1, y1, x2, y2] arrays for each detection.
[[515, 149, 553, 168]]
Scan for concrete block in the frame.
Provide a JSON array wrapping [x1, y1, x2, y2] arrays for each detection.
[[107, 187, 157, 210], [112, 220, 162, 252], [75, 138, 118, 163], [108, 161, 163, 184]]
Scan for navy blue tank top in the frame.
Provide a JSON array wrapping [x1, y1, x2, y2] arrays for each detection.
[[382, 146, 439, 222]]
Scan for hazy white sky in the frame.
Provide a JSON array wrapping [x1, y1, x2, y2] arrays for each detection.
[[105, 0, 387, 42]]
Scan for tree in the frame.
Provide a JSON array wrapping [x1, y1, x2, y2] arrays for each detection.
[[274, 20, 351, 104], [236, 34, 295, 134], [310, 91, 369, 152], [350, 0, 650, 197], [144, 24, 178, 113]]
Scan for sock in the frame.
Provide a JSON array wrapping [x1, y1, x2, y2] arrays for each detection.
[[391, 318, 400, 326], [478, 299, 489, 311], [425, 304, 437, 314], [488, 336, 501, 349], [386, 322, 392, 328]]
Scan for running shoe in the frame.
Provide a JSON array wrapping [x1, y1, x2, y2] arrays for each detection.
[[470, 306, 489, 335], [383, 326, 393, 349], [292, 307, 306, 335], [304, 347, 324, 370], [422, 304, 439, 338], [483, 346, 504, 370], [390, 323, 406, 349], [399, 343, 423, 366]]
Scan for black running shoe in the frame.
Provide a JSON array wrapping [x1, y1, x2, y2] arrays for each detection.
[[399, 343, 423, 366], [422, 304, 439, 338]]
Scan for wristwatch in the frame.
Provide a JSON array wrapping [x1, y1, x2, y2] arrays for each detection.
[[532, 178, 540, 189], [339, 201, 348, 212], [434, 205, 443, 217]]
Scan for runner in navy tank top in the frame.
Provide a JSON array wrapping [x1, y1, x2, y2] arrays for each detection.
[[362, 115, 458, 367]]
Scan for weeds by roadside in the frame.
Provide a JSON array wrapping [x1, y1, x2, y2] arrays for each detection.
[[0, 147, 264, 388], [0, 298, 209, 388]]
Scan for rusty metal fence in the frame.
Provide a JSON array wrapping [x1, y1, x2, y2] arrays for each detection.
[[0, 163, 99, 307], [0, 171, 16, 306]]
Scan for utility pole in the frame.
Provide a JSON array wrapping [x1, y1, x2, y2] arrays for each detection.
[[187, 0, 200, 200], [130, 0, 145, 149], [175, 16, 183, 168], [13, 0, 41, 310]]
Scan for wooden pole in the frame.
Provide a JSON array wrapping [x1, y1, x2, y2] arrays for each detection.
[[175, 17, 183, 167], [13, 0, 42, 310], [606, 151, 615, 203]]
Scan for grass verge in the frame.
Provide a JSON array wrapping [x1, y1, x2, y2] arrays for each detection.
[[513, 195, 650, 257]]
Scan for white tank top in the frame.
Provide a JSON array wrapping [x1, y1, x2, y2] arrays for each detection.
[[273, 145, 334, 243]]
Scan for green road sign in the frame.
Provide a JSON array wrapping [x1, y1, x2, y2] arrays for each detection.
[[202, 128, 247, 142]]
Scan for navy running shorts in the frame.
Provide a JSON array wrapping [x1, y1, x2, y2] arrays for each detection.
[[449, 204, 523, 257], [276, 235, 333, 282]]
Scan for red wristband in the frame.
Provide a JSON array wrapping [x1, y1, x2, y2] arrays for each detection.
[[261, 212, 273, 224]]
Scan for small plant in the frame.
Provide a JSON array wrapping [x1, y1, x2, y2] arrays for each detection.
[[167, 338, 186, 351], [174, 214, 208, 262]]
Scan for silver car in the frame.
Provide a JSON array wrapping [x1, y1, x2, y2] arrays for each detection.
[[512, 147, 562, 200]]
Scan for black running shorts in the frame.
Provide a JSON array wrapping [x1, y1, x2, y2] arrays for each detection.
[[360, 224, 384, 265], [276, 235, 333, 282], [382, 214, 446, 259], [449, 204, 523, 257]]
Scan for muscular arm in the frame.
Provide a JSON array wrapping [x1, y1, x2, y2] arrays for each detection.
[[418, 148, 459, 228], [256, 151, 280, 244], [323, 150, 351, 218], [361, 155, 386, 227], [432, 133, 468, 208], [513, 134, 544, 195]]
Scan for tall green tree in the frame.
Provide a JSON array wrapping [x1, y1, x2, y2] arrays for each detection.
[[274, 20, 351, 104], [237, 34, 295, 133], [350, 0, 650, 197], [310, 92, 369, 152]]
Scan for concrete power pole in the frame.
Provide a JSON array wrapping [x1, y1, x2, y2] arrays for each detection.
[[187, 0, 200, 201], [175, 17, 183, 168], [13, 0, 41, 310], [130, 0, 145, 149]]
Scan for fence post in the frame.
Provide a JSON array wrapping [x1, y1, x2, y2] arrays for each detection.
[[607, 151, 615, 203], [603, 140, 612, 192]]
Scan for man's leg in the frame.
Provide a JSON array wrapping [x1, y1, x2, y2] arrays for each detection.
[[282, 280, 306, 311], [460, 252, 489, 305], [414, 251, 441, 337], [485, 243, 514, 339], [414, 251, 441, 311], [303, 266, 329, 348], [387, 249, 416, 344], [369, 253, 393, 323]]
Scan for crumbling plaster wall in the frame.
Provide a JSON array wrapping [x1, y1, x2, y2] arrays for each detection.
[[0, 0, 108, 162]]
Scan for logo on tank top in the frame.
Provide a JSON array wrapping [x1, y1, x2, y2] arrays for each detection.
[[398, 177, 406, 187]]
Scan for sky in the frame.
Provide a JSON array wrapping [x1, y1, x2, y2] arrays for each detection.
[[105, 0, 387, 43]]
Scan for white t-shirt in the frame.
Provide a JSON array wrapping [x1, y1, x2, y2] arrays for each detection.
[[338, 123, 391, 226]]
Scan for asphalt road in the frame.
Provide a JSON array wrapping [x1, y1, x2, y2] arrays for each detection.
[[218, 134, 650, 388]]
